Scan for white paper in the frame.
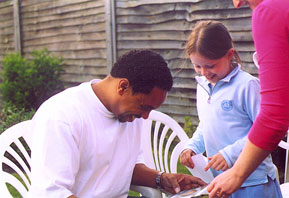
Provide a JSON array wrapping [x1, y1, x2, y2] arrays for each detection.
[[186, 153, 214, 184], [167, 185, 208, 198], [193, 185, 208, 196]]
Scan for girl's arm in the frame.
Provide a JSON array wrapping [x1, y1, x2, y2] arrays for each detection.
[[183, 121, 206, 155]]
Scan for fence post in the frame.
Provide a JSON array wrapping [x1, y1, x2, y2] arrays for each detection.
[[105, 0, 117, 74], [13, 0, 21, 54]]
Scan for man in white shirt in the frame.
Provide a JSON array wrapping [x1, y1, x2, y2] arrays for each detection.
[[27, 50, 206, 198]]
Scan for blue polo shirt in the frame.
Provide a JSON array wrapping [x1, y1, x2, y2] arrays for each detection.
[[185, 65, 276, 187]]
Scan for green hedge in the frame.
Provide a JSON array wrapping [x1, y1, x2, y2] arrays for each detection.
[[0, 103, 35, 134], [0, 48, 64, 110], [0, 48, 64, 133]]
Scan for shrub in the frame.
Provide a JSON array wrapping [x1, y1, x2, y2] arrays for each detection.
[[0, 48, 64, 110], [183, 116, 196, 138], [0, 103, 35, 134]]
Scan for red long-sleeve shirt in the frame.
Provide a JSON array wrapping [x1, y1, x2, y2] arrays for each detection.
[[248, 0, 289, 150]]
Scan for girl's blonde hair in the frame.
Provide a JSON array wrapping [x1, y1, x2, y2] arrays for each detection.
[[186, 20, 241, 64]]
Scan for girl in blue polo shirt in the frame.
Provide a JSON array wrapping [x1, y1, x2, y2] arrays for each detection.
[[179, 20, 281, 198]]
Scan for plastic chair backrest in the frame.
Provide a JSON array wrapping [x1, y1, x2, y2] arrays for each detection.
[[141, 110, 189, 173], [278, 130, 289, 183], [252, 51, 259, 69], [0, 120, 33, 197], [131, 110, 189, 198], [278, 130, 289, 198]]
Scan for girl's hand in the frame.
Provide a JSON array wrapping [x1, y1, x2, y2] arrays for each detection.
[[205, 153, 228, 171], [180, 149, 196, 169]]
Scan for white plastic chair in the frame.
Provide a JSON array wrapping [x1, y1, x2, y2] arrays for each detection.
[[0, 120, 33, 198], [253, 52, 289, 197], [252, 51, 259, 69], [0, 112, 189, 198], [131, 110, 190, 197], [278, 131, 289, 198]]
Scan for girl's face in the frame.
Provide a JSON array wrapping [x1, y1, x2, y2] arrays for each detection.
[[190, 49, 234, 85]]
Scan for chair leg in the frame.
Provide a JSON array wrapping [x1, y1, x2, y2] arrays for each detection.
[[274, 164, 280, 184]]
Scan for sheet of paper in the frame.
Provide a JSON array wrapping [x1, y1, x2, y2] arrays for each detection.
[[186, 153, 214, 184], [193, 185, 208, 196], [167, 185, 208, 198]]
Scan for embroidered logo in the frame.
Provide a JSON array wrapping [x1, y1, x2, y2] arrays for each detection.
[[221, 100, 233, 111]]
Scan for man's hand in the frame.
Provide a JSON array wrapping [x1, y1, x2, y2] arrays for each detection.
[[179, 149, 195, 169], [160, 173, 207, 194], [205, 153, 228, 171]]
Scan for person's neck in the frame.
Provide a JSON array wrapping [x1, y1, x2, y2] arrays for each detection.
[[91, 77, 113, 112]]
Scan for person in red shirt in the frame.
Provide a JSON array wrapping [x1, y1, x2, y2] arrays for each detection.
[[207, 0, 289, 197]]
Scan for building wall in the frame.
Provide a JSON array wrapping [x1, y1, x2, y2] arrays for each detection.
[[0, 0, 257, 125], [0, 0, 14, 61], [20, 0, 107, 86]]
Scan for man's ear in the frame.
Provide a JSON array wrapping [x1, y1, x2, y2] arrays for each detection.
[[118, 79, 130, 95]]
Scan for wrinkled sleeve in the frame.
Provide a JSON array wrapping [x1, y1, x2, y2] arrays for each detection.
[[249, 4, 289, 150], [29, 117, 79, 197], [184, 121, 206, 155]]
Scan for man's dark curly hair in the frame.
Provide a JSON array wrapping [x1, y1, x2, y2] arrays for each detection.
[[110, 50, 173, 94]]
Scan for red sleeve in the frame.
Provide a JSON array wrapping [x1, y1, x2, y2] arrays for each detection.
[[248, 0, 289, 150]]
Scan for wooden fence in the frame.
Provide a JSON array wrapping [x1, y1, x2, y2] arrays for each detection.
[[0, 0, 107, 87], [0, 0, 257, 125]]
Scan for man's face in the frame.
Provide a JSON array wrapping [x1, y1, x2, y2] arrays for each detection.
[[232, 0, 262, 9], [116, 87, 167, 123], [232, 0, 248, 8]]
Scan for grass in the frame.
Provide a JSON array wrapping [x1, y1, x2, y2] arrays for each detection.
[[128, 190, 141, 197], [6, 173, 26, 198], [7, 183, 22, 198]]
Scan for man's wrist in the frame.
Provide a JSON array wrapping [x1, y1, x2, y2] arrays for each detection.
[[155, 171, 165, 189]]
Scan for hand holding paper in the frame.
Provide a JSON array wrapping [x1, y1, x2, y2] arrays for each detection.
[[170, 153, 214, 197], [167, 185, 209, 198], [185, 154, 214, 184], [205, 152, 229, 172]]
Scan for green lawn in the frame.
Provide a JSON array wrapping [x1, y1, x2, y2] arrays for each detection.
[[6, 173, 26, 198]]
